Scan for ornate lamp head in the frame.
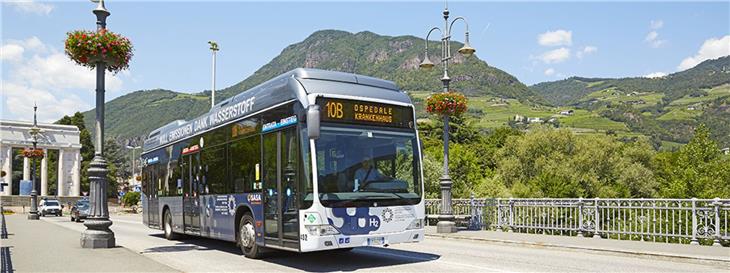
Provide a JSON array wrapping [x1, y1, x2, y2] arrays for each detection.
[[419, 54, 435, 70], [458, 32, 476, 58]]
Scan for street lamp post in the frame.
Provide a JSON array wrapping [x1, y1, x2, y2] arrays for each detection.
[[27, 104, 42, 220], [208, 41, 219, 108], [81, 0, 115, 248], [125, 145, 140, 180], [419, 6, 475, 233]]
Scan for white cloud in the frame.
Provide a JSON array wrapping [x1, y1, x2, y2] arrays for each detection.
[[645, 31, 666, 48], [677, 35, 730, 71], [537, 47, 571, 64], [538, 30, 573, 47], [650, 20, 664, 30], [544, 68, 556, 76], [644, 72, 667, 78], [1, 82, 91, 123], [14, 53, 123, 92], [644, 20, 666, 48], [576, 46, 598, 59], [4, 0, 54, 15], [14, 36, 47, 53], [1, 37, 125, 122], [0, 44, 24, 62]]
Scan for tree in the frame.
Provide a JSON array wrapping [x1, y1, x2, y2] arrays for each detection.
[[121, 191, 140, 207], [104, 138, 128, 197], [56, 112, 94, 194], [494, 127, 657, 198], [655, 124, 730, 198]]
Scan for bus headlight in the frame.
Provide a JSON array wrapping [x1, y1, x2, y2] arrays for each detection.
[[407, 219, 424, 230], [306, 225, 340, 236]]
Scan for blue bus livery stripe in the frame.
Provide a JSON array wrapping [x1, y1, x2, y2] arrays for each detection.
[[262, 115, 297, 132]]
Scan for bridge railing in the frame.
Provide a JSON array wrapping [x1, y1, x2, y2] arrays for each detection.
[[425, 197, 729, 246]]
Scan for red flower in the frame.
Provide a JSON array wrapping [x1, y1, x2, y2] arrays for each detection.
[[425, 91, 468, 117], [64, 30, 133, 74]]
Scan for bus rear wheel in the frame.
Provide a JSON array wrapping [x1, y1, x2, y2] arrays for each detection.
[[238, 213, 262, 259], [164, 209, 178, 240]]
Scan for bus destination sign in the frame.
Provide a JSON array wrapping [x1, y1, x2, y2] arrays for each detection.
[[317, 98, 413, 128]]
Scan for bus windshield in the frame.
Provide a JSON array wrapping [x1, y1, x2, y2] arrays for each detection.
[[315, 126, 422, 207]]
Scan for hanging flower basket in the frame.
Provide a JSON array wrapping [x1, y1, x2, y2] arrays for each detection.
[[425, 91, 468, 117], [64, 29, 133, 74], [22, 148, 44, 159]]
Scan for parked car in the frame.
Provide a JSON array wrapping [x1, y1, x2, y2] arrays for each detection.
[[39, 199, 62, 217], [71, 199, 90, 222]]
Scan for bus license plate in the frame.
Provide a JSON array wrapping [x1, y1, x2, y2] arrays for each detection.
[[367, 237, 385, 246]]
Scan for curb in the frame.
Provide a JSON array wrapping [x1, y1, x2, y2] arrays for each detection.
[[425, 233, 730, 265]]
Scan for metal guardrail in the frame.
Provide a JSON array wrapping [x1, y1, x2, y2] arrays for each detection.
[[426, 197, 729, 246], [1, 204, 11, 273]]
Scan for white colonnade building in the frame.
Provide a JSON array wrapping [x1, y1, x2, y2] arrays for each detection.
[[0, 120, 82, 196]]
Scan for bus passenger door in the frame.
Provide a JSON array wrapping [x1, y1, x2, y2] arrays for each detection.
[[262, 127, 300, 249], [183, 153, 202, 234], [147, 165, 160, 227]]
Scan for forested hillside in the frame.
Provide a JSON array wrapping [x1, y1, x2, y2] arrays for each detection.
[[529, 56, 730, 147]]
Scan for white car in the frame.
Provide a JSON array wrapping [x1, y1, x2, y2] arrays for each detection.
[[39, 199, 62, 217]]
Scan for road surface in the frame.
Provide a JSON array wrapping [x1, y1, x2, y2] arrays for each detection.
[[40, 214, 727, 272]]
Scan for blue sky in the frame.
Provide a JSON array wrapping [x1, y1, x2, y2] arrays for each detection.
[[2, 1, 729, 122]]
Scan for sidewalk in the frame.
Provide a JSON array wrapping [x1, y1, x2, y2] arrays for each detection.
[[1, 212, 177, 272], [425, 226, 730, 264]]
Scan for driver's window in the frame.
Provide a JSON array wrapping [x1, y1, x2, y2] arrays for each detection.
[[395, 142, 416, 192]]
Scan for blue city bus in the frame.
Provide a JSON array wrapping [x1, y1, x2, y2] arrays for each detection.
[[140, 68, 425, 258]]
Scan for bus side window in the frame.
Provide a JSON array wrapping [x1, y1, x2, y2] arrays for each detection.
[[230, 135, 260, 193]]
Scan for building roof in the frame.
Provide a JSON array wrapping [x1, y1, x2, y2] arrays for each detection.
[[0, 119, 81, 149]]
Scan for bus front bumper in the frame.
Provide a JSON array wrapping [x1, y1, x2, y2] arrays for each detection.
[[300, 228, 425, 252]]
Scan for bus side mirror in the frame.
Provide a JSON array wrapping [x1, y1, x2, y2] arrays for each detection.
[[307, 105, 320, 140]]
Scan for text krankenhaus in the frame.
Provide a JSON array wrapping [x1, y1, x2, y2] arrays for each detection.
[[354, 103, 393, 123], [158, 97, 256, 145]]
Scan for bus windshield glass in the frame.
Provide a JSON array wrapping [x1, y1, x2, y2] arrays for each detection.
[[315, 126, 422, 207]]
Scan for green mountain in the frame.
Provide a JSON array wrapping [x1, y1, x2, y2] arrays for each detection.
[[84, 30, 540, 140], [529, 56, 730, 147], [531, 56, 730, 106], [218, 30, 539, 101], [83, 89, 210, 142]]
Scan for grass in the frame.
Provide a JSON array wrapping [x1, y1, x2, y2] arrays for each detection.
[[586, 81, 605, 88], [581, 88, 664, 109], [669, 84, 730, 106], [559, 110, 629, 131], [469, 96, 556, 128], [657, 108, 702, 121]]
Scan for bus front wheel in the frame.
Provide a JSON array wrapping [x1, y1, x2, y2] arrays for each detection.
[[238, 213, 262, 259]]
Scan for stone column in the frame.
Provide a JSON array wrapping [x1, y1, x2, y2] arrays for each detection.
[[72, 150, 81, 196], [41, 148, 48, 196], [23, 156, 30, 181], [58, 149, 65, 196], [1, 146, 12, 196]]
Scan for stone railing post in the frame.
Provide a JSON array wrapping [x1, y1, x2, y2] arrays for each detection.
[[690, 198, 699, 245], [712, 198, 722, 247], [508, 197, 515, 232], [577, 197, 585, 237], [593, 197, 602, 239], [496, 199, 503, 231], [469, 193, 475, 230]]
